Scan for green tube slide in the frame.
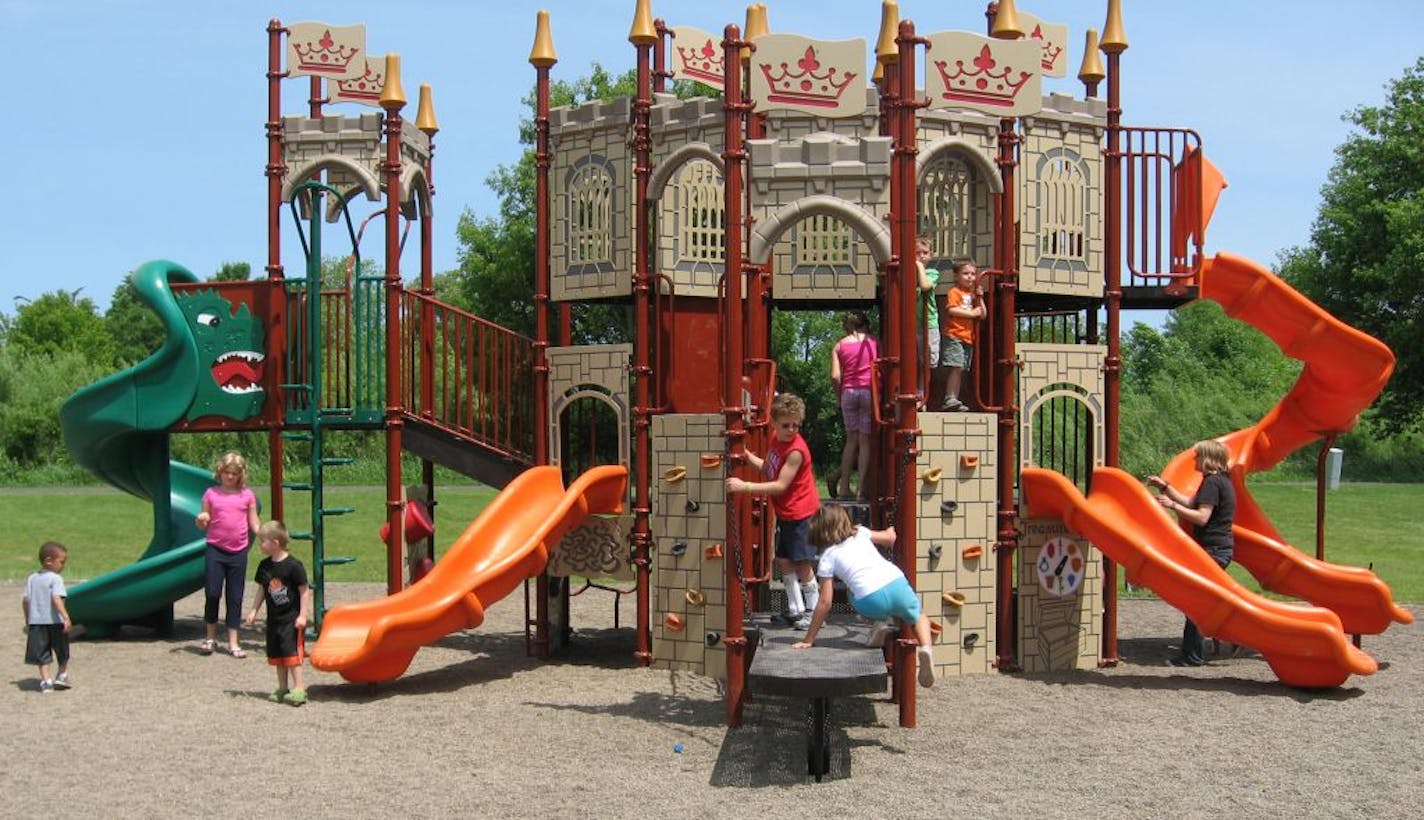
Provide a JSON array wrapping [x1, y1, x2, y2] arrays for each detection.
[[60, 260, 217, 636]]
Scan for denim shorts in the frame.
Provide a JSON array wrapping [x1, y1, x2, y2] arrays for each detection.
[[774, 516, 817, 563], [852, 576, 921, 622]]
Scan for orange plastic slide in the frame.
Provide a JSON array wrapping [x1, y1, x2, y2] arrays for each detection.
[[1158, 253, 1411, 635], [311, 465, 627, 683], [1022, 467, 1377, 688]]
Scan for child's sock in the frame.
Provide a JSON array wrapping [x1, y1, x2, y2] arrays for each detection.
[[800, 580, 820, 615], [782, 573, 804, 616]]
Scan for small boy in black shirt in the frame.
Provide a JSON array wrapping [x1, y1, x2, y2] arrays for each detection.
[[244, 521, 312, 705]]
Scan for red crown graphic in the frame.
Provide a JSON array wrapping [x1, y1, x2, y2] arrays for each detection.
[[333, 60, 384, 103], [1030, 24, 1063, 73], [676, 39, 725, 85], [291, 29, 362, 76], [933, 44, 1031, 109], [758, 46, 856, 109]]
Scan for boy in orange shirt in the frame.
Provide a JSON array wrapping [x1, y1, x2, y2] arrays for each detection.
[[938, 260, 985, 411]]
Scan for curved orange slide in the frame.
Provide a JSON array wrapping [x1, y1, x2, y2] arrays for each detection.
[[312, 465, 627, 683], [1022, 467, 1377, 688], [1159, 253, 1411, 635]]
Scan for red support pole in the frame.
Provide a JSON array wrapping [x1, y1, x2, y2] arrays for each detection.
[[720, 24, 750, 728], [265, 20, 288, 523], [380, 66, 407, 597], [891, 19, 925, 728], [1101, 47, 1123, 667], [985, 4, 1024, 676], [630, 35, 656, 669], [531, 45, 555, 661]]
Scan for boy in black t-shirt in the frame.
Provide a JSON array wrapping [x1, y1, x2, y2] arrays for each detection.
[[244, 521, 312, 705]]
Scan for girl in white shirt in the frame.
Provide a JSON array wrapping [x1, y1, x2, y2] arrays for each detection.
[[793, 504, 937, 687]]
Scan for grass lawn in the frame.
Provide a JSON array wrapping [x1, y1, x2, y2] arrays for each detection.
[[2, 481, 1419, 601]]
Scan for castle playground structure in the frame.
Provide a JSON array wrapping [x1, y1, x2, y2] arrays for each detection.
[[60, 0, 1411, 734]]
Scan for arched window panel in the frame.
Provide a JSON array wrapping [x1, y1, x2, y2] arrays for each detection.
[[1024, 383, 1095, 495], [675, 161, 725, 269], [919, 153, 975, 263], [793, 213, 856, 273], [567, 164, 615, 268], [1036, 152, 1089, 263]]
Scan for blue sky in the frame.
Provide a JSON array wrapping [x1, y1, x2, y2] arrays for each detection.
[[3, 1, 1420, 314]]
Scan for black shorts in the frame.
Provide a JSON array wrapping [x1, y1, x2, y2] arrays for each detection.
[[774, 516, 817, 564], [25, 624, 69, 666], [266, 619, 306, 667]]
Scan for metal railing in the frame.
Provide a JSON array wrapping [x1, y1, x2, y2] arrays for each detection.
[[399, 291, 537, 462], [1116, 126, 1207, 288]]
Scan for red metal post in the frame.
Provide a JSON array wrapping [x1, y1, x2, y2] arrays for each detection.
[[265, 20, 288, 523], [721, 24, 750, 728], [653, 19, 671, 94], [983, 4, 1024, 676], [1100, 47, 1123, 666], [531, 47, 556, 661], [380, 71, 407, 597], [891, 19, 925, 728], [630, 34, 656, 668]]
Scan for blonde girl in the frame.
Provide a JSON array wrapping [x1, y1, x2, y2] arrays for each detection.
[[195, 451, 261, 657]]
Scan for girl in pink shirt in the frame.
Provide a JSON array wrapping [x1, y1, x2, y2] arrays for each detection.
[[195, 451, 261, 658], [829, 311, 879, 500]]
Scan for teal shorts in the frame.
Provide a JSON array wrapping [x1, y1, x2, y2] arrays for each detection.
[[851, 576, 921, 623]]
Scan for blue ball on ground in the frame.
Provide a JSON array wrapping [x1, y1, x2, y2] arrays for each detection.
[[673, 742, 684, 754]]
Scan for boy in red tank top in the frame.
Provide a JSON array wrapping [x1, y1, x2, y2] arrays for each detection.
[[725, 393, 822, 629]]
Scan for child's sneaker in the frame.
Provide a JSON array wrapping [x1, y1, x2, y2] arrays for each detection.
[[53, 673, 73, 690], [917, 647, 936, 688], [39, 679, 54, 693], [284, 689, 309, 706], [793, 614, 813, 631], [268, 688, 289, 703]]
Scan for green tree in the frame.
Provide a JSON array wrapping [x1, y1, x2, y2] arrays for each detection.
[[1278, 57, 1424, 434], [770, 310, 848, 473], [0, 346, 107, 469], [213, 261, 252, 282], [7, 290, 115, 366], [105, 276, 165, 365], [1119, 302, 1299, 477]]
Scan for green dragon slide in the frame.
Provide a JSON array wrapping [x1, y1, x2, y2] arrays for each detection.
[[60, 260, 267, 636]]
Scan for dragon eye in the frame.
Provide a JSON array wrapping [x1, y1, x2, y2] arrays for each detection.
[[196, 311, 220, 327]]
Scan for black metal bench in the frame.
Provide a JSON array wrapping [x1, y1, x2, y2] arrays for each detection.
[[746, 614, 889, 781]]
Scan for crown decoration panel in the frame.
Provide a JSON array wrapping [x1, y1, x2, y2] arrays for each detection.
[[1017, 11, 1070, 79], [330, 56, 387, 107], [749, 35, 867, 118], [923, 31, 1042, 118], [285, 22, 366, 80], [669, 26, 726, 90]]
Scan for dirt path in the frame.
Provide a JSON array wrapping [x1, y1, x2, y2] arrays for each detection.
[[3, 583, 1419, 817]]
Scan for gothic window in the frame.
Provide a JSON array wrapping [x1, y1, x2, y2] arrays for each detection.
[[568, 164, 613, 266], [795, 213, 853, 268], [1038, 153, 1088, 262], [920, 154, 974, 260], [676, 161, 724, 266]]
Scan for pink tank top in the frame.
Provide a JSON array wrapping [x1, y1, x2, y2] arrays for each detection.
[[203, 486, 257, 553], [835, 335, 878, 391]]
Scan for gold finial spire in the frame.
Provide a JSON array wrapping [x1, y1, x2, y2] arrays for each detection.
[[1077, 29, 1105, 83], [1100, 0, 1128, 54], [872, 59, 884, 84], [629, 0, 656, 45], [379, 53, 406, 110], [742, 3, 768, 63], [529, 9, 558, 67], [415, 84, 439, 135], [991, 0, 1024, 40], [875, 0, 899, 64]]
